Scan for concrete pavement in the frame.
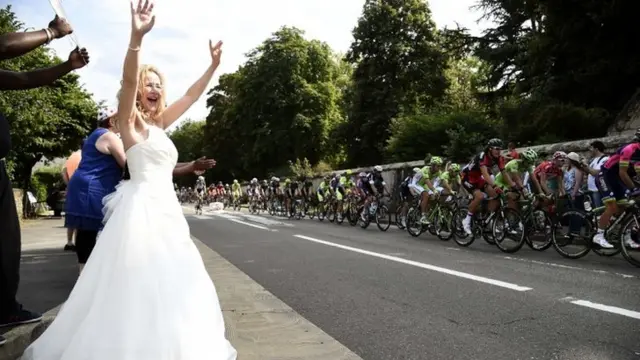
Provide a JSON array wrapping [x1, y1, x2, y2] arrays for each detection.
[[0, 218, 76, 360], [1, 215, 363, 360], [188, 207, 640, 360]]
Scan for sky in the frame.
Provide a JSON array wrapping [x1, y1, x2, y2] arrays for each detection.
[[8, 0, 490, 130]]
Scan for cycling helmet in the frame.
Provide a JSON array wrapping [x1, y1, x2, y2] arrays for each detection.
[[224, 183, 230, 188], [359, 172, 367, 178], [373, 165, 383, 172], [552, 151, 567, 161], [251, 178, 258, 183], [449, 163, 461, 172], [487, 138, 503, 149], [262, 179, 268, 184], [412, 167, 421, 174], [522, 149, 538, 163], [345, 169, 352, 176], [233, 179, 238, 184], [198, 175, 204, 181], [634, 128, 640, 142], [430, 156, 444, 166], [284, 178, 291, 183], [217, 181, 223, 186]]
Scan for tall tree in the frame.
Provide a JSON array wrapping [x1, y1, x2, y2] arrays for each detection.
[[0, 6, 97, 193], [344, 0, 449, 166], [203, 27, 345, 180]]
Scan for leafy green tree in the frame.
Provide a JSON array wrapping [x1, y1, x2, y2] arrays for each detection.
[[343, 0, 449, 166], [472, 0, 639, 140], [0, 6, 97, 200], [386, 110, 499, 163], [169, 119, 206, 186], [204, 27, 345, 180]]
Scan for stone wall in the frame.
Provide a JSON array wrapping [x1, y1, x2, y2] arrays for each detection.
[[13, 189, 23, 223]]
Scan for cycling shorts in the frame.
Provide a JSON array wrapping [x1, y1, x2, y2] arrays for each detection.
[[596, 169, 627, 202]]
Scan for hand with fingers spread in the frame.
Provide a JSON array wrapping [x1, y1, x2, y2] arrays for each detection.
[[130, 0, 156, 37], [209, 40, 223, 69], [68, 47, 90, 69], [48, 15, 73, 39]]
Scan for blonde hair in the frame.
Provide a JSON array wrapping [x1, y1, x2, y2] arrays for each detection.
[[117, 64, 167, 126]]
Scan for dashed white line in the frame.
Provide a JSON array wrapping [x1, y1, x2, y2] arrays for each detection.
[[230, 219, 269, 230], [446, 247, 460, 251], [560, 297, 640, 320], [502, 256, 636, 279], [294, 234, 533, 292]]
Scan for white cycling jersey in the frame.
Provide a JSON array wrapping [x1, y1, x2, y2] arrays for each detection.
[[195, 179, 206, 191]]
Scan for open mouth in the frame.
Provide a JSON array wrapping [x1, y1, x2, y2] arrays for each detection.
[[146, 95, 159, 107]]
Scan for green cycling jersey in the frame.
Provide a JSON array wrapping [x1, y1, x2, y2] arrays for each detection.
[[494, 159, 534, 189]]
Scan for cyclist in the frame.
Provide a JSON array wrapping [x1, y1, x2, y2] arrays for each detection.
[[532, 151, 566, 199], [194, 175, 206, 210], [409, 158, 439, 225], [248, 178, 259, 200], [361, 166, 386, 221], [316, 175, 330, 207], [231, 180, 241, 206], [439, 162, 462, 197], [283, 178, 295, 215], [300, 175, 314, 203], [397, 168, 417, 228], [594, 130, 640, 249], [495, 149, 538, 209], [461, 138, 516, 235]]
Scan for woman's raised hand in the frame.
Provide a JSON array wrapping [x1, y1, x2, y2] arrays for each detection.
[[209, 40, 223, 69], [130, 0, 156, 37]]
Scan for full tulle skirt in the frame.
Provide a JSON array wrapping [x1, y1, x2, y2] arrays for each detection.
[[22, 179, 237, 360]]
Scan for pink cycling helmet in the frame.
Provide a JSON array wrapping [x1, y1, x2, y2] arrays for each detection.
[[552, 151, 567, 161]]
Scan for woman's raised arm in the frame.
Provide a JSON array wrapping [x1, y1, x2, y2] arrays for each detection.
[[117, 0, 156, 131]]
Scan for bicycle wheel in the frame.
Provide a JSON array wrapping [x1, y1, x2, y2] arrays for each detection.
[[619, 214, 640, 267], [435, 208, 454, 241], [336, 207, 345, 224], [406, 207, 423, 237], [359, 206, 371, 229], [317, 203, 325, 221], [523, 209, 553, 251], [493, 207, 525, 253], [347, 202, 359, 226], [551, 209, 594, 259], [453, 208, 475, 247], [394, 204, 405, 229], [376, 204, 391, 231]]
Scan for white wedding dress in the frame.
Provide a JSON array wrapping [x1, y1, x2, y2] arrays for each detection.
[[22, 126, 237, 360]]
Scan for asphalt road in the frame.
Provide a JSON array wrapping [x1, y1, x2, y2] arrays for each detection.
[[187, 208, 640, 360]]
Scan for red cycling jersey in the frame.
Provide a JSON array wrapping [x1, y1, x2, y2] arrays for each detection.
[[533, 161, 563, 180], [462, 151, 506, 183]]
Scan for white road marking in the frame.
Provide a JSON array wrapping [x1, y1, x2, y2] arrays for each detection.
[[230, 219, 269, 230], [294, 234, 533, 292], [192, 215, 210, 220], [503, 256, 636, 279], [387, 252, 407, 257], [446, 247, 460, 251], [560, 297, 640, 320]]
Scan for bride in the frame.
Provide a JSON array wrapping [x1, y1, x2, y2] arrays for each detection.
[[22, 1, 237, 359]]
